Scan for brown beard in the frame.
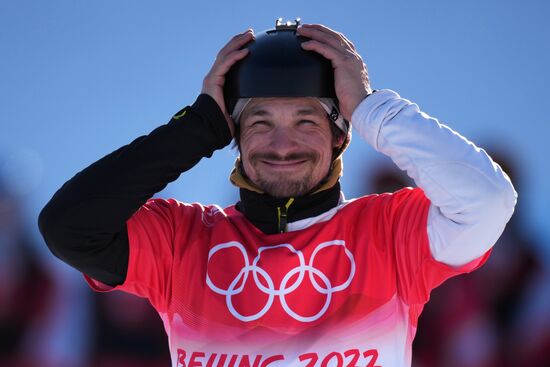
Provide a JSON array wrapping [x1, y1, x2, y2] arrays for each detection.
[[254, 172, 315, 198], [247, 151, 324, 198]]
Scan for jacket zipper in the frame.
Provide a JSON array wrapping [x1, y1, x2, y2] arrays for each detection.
[[277, 198, 295, 233]]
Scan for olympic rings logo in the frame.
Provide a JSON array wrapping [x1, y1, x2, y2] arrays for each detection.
[[206, 240, 355, 323]]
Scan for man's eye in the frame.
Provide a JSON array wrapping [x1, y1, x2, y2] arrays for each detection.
[[298, 120, 316, 125], [251, 120, 269, 127]]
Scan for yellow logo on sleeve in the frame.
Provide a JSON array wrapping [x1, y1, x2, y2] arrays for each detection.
[[173, 110, 187, 120]]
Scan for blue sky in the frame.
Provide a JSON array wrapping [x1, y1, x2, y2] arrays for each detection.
[[1, 0, 549, 256]]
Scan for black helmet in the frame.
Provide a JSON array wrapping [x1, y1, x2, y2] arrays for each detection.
[[224, 18, 337, 115]]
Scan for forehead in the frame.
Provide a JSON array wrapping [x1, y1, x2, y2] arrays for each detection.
[[241, 97, 326, 119]]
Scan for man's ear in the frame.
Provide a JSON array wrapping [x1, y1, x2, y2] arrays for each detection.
[[333, 133, 346, 148]]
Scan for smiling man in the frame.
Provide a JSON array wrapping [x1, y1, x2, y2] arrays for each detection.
[[39, 20, 517, 367], [239, 97, 343, 198]]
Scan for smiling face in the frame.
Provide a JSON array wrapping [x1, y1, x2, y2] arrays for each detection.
[[239, 97, 344, 198]]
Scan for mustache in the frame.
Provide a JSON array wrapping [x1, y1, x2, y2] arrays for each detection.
[[250, 151, 318, 162]]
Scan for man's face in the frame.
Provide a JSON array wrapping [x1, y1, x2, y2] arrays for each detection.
[[239, 97, 343, 198]]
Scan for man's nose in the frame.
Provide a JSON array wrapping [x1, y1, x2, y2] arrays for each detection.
[[269, 127, 300, 156]]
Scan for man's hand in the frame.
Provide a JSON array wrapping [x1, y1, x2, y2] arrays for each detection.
[[201, 29, 255, 136], [297, 24, 372, 122]]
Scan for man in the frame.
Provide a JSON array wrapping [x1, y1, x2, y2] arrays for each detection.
[[39, 21, 517, 367]]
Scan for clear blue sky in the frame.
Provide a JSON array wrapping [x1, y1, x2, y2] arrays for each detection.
[[1, 0, 549, 256]]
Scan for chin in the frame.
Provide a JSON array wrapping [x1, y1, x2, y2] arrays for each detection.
[[258, 179, 316, 198]]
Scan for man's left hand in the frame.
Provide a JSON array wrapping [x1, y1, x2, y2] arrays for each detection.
[[297, 24, 372, 122]]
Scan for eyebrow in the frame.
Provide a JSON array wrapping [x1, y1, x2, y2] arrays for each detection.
[[246, 107, 321, 118]]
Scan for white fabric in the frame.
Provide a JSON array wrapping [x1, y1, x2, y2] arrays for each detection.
[[231, 98, 252, 124], [350, 89, 517, 267], [315, 98, 348, 133], [287, 192, 347, 232]]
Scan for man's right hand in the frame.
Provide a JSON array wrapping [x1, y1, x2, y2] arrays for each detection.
[[201, 29, 255, 137]]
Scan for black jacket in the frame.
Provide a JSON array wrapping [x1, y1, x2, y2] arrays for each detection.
[[38, 94, 340, 287]]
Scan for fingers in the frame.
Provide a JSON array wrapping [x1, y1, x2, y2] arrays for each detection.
[[296, 24, 370, 121], [215, 47, 249, 76], [202, 29, 254, 113], [213, 30, 255, 74], [219, 29, 255, 57], [204, 29, 254, 86], [297, 24, 357, 52]]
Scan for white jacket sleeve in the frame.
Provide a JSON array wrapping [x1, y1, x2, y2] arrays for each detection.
[[351, 89, 518, 267]]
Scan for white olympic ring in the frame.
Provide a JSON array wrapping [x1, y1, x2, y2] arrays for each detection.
[[205, 240, 355, 322]]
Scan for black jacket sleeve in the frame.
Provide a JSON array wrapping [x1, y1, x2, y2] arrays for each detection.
[[38, 94, 232, 286]]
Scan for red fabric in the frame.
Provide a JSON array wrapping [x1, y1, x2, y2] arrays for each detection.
[[85, 188, 490, 366]]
